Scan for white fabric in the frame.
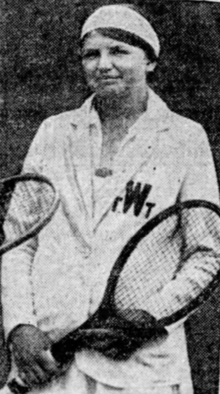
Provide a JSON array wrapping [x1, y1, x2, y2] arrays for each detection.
[[81, 5, 160, 57], [1, 89, 219, 393], [0, 363, 182, 394]]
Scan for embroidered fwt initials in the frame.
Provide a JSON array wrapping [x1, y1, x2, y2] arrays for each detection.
[[123, 181, 151, 216], [112, 180, 155, 218]]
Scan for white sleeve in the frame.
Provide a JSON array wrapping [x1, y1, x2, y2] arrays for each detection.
[[145, 126, 220, 332], [179, 126, 219, 205]]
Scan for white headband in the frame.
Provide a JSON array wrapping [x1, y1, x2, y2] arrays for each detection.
[[81, 5, 160, 57]]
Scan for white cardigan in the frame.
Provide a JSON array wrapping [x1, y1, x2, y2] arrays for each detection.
[[2, 89, 219, 390]]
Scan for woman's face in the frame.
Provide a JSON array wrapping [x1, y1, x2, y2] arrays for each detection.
[[82, 31, 155, 98]]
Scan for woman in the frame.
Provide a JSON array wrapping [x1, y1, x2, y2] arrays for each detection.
[[1, 4, 219, 394]]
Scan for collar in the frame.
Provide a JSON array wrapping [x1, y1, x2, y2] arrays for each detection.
[[76, 88, 170, 126], [69, 89, 171, 170]]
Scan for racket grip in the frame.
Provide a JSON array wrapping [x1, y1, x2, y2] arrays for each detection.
[[8, 378, 29, 394]]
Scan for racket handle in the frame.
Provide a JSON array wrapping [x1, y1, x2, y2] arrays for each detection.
[[8, 378, 29, 394]]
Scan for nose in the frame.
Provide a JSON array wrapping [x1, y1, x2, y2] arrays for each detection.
[[98, 51, 112, 71]]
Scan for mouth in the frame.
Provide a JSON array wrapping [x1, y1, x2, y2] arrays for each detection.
[[98, 76, 120, 82], [97, 78, 121, 87]]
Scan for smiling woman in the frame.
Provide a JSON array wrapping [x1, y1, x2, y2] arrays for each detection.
[[1, 4, 220, 394]]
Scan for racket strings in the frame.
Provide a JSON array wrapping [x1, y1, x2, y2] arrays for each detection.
[[2, 179, 56, 248], [0, 183, 15, 220], [114, 206, 220, 324]]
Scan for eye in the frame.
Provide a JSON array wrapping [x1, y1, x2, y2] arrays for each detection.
[[110, 46, 129, 56], [82, 49, 100, 60]]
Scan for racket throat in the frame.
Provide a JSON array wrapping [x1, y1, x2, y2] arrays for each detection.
[[84, 308, 112, 330]]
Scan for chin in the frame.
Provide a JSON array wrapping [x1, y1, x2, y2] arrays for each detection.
[[95, 86, 126, 99]]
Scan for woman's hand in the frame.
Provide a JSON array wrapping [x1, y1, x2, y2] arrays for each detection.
[[82, 329, 145, 360], [9, 325, 60, 388], [78, 311, 168, 361]]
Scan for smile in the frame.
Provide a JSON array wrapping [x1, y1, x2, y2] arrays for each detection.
[[98, 77, 120, 84]]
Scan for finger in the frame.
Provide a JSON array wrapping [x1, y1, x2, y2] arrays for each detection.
[[31, 364, 52, 385], [16, 373, 29, 388], [96, 337, 123, 351], [105, 346, 133, 361], [36, 350, 60, 376], [18, 360, 51, 387], [19, 367, 39, 388], [102, 347, 124, 360], [8, 377, 29, 394]]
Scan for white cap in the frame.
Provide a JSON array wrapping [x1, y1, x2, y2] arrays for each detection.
[[81, 5, 160, 57]]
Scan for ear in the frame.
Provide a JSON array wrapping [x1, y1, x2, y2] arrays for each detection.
[[145, 61, 157, 73]]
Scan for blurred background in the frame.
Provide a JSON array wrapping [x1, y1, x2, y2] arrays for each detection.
[[1, 0, 220, 393]]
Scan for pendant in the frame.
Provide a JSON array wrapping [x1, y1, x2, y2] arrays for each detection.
[[95, 168, 113, 177]]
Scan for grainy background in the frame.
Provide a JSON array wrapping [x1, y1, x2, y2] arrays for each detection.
[[1, 1, 220, 393]]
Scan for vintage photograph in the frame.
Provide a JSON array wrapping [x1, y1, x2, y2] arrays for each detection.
[[1, 1, 220, 394]]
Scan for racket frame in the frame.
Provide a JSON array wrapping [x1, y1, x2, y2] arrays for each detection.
[[0, 173, 59, 255], [105, 199, 220, 326]]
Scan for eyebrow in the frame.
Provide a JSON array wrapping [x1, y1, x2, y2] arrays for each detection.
[[83, 42, 130, 51]]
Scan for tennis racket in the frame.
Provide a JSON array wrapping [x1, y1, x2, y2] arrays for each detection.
[[8, 199, 220, 393], [0, 173, 59, 255], [52, 199, 220, 363], [0, 173, 60, 394]]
